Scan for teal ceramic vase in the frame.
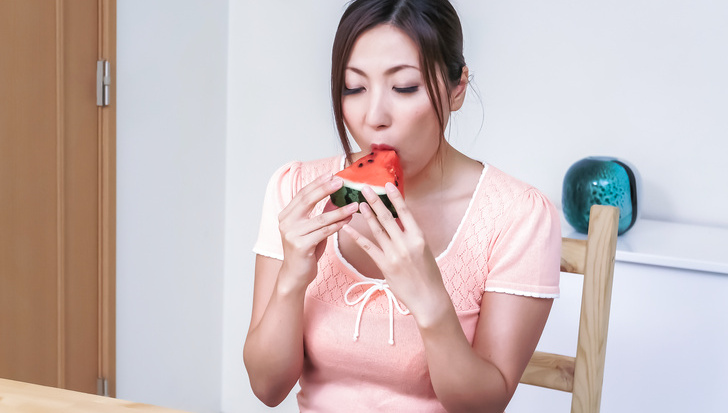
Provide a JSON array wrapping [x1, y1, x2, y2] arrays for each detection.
[[562, 157, 639, 235]]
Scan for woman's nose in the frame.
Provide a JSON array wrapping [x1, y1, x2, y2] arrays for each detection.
[[365, 89, 391, 130]]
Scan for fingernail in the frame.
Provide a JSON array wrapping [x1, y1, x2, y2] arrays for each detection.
[[385, 182, 397, 193], [359, 202, 372, 216], [346, 202, 359, 212], [331, 177, 343, 187]]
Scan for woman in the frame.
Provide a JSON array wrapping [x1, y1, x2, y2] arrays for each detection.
[[244, 1, 561, 412]]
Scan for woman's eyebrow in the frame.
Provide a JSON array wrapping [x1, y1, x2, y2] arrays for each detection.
[[345, 64, 420, 77]]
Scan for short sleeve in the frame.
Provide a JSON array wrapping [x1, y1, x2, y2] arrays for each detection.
[[252, 161, 301, 260], [484, 189, 561, 298]]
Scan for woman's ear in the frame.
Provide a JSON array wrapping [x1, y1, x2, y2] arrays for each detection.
[[449, 66, 469, 111]]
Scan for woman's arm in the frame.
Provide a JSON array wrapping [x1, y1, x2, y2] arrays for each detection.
[[343, 183, 553, 412], [243, 255, 305, 407], [418, 291, 552, 413], [243, 174, 358, 406]]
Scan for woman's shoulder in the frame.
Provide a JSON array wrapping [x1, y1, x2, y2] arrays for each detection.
[[478, 164, 556, 216], [481, 164, 542, 196]]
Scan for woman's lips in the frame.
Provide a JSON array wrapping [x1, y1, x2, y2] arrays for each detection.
[[371, 143, 396, 152]]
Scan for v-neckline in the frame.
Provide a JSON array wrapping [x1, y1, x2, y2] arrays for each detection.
[[332, 155, 489, 281]]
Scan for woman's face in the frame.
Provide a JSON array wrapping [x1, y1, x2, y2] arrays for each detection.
[[342, 24, 447, 176]]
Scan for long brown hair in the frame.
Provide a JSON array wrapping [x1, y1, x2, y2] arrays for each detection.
[[331, 0, 466, 162]]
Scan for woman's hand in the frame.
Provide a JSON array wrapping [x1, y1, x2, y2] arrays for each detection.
[[341, 182, 450, 326], [278, 173, 359, 292]]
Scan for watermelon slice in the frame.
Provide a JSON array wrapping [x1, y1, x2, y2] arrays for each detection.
[[330, 144, 404, 218]]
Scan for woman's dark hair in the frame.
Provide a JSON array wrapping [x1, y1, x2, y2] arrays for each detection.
[[331, 0, 466, 161]]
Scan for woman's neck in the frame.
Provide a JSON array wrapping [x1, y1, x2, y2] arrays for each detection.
[[405, 142, 479, 202]]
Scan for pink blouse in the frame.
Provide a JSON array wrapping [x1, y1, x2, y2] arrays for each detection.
[[253, 155, 561, 412]]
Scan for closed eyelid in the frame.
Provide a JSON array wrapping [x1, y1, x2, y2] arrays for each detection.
[[343, 86, 365, 96], [393, 85, 419, 94]]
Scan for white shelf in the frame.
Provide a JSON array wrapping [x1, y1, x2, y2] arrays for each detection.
[[561, 214, 728, 275]]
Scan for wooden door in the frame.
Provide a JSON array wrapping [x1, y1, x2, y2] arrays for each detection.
[[0, 0, 116, 396]]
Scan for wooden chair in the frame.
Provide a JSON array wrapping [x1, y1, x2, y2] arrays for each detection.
[[519, 205, 620, 413]]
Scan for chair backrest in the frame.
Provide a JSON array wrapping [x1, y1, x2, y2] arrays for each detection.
[[519, 204, 620, 413]]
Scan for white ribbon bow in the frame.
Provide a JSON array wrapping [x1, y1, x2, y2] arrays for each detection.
[[344, 280, 410, 345]]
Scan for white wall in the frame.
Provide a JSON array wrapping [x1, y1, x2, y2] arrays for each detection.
[[455, 0, 728, 228], [222, 3, 346, 412], [116, 1, 228, 412], [116, 0, 728, 412]]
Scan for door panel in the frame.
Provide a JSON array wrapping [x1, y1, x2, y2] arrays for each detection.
[[0, 0, 115, 396]]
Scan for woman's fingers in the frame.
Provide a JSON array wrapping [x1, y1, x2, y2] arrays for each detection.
[[303, 216, 351, 250], [358, 202, 394, 249], [278, 173, 358, 261], [383, 182, 418, 232], [341, 223, 384, 263], [281, 202, 357, 260], [299, 202, 358, 236], [360, 186, 401, 235], [280, 173, 343, 221]]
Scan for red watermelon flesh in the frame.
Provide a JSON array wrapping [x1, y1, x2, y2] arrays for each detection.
[[330, 144, 404, 217]]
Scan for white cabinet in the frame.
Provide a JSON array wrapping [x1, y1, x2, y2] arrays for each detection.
[[508, 218, 728, 412]]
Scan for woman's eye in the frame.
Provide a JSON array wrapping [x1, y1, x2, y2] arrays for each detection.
[[343, 87, 364, 96], [393, 86, 419, 94]]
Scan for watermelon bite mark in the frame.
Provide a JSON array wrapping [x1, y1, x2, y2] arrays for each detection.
[[330, 146, 404, 218]]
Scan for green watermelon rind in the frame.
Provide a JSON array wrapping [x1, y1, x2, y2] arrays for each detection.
[[330, 185, 398, 218]]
